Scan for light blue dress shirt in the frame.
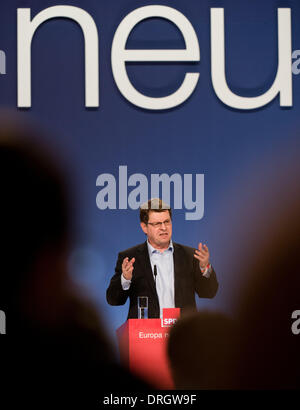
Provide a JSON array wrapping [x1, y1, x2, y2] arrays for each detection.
[[147, 240, 175, 318]]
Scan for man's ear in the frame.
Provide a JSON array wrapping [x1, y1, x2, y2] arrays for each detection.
[[140, 222, 148, 235]]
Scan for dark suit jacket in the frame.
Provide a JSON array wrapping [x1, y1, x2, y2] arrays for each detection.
[[106, 242, 218, 319]]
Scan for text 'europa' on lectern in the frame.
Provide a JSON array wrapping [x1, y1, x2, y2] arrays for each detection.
[[116, 308, 180, 389]]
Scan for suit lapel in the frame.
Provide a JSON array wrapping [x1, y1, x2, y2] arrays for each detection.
[[137, 242, 157, 297], [173, 242, 184, 308]]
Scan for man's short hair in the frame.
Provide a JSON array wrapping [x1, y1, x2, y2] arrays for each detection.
[[140, 198, 172, 224]]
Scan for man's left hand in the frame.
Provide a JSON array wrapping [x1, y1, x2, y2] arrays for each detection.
[[194, 243, 210, 269]]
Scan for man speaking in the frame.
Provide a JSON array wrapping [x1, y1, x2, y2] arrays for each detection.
[[106, 199, 218, 318]]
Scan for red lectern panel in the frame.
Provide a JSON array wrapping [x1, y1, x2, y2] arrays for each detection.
[[117, 309, 180, 389]]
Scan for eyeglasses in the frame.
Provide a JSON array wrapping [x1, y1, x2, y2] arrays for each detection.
[[147, 219, 172, 228]]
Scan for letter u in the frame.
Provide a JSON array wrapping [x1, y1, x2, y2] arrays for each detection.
[[211, 8, 292, 109]]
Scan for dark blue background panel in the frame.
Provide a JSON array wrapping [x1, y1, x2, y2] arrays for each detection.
[[0, 0, 299, 338]]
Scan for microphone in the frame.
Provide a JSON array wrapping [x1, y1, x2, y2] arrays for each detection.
[[153, 265, 157, 283]]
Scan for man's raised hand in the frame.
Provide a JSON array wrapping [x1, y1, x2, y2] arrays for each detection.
[[122, 257, 135, 281], [194, 243, 210, 269]]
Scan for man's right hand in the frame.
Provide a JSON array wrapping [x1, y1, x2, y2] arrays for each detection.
[[122, 257, 135, 281]]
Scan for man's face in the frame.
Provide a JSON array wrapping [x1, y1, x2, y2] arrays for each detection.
[[140, 210, 172, 250]]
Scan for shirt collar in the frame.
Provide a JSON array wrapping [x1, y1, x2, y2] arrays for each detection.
[[147, 239, 174, 255]]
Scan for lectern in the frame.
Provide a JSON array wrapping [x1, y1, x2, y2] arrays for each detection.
[[117, 308, 180, 389]]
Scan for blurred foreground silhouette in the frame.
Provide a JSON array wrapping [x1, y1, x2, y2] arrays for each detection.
[[0, 116, 148, 407], [234, 184, 300, 388], [168, 146, 300, 390], [168, 311, 236, 389]]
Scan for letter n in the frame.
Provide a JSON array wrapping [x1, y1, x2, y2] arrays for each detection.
[[17, 6, 99, 107]]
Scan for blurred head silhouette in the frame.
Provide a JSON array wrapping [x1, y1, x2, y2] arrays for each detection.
[[167, 311, 236, 389], [0, 115, 72, 326], [229, 142, 300, 389], [0, 113, 151, 405], [235, 189, 300, 389]]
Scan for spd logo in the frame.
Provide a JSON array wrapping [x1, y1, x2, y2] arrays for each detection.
[[161, 308, 180, 327]]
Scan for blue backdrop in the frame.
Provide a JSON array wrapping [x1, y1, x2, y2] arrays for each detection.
[[1, 0, 299, 341]]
